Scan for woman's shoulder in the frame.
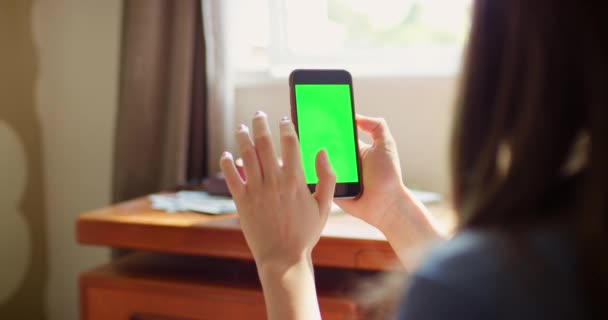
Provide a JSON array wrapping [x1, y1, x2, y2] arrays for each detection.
[[413, 229, 520, 298], [416, 227, 576, 282], [416, 229, 517, 280], [398, 228, 584, 320]]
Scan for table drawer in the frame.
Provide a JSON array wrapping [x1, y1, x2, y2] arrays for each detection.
[[80, 253, 362, 320]]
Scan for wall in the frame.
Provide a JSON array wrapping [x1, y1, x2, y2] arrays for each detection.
[[0, 0, 122, 319], [235, 77, 457, 194], [0, 1, 48, 318]]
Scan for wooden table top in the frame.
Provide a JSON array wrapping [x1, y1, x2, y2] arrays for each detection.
[[77, 196, 455, 271]]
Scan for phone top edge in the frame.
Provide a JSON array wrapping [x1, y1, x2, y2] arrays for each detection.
[[290, 68, 351, 72], [290, 69, 352, 85]]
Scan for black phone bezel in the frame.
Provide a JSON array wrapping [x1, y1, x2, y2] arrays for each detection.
[[289, 69, 363, 199]]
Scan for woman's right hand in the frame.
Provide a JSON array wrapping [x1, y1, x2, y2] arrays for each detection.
[[335, 115, 433, 237], [337, 115, 442, 269]]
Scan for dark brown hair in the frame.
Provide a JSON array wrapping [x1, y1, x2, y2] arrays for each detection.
[[452, 0, 608, 316]]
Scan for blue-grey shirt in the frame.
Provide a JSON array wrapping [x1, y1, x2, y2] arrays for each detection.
[[397, 228, 587, 320]]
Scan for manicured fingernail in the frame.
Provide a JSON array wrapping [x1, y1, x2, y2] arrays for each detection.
[[280, 116, 290, 123], [222, 151, 233, 159], [254, 110, 267, 118], [237, 124, 248, 132]]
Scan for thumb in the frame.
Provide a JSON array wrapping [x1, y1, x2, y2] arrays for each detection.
[[313, 149, 336, 215]]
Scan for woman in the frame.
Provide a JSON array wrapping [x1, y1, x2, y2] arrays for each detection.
[[219, 0, 607, 319]]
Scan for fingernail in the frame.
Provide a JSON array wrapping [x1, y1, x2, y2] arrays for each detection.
[[237, 124, 248, 132], [222, 151, 233, 159], [319, 149, 328, 164], [254, 110, 267, 118], [280, 116, 290, 123]]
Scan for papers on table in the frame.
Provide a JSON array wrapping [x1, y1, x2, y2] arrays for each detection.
[[410, 189, 442, 204], [150, 191, 236, 215], [149, 189, 441, 215]]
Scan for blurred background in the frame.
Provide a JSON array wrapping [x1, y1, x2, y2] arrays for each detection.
[[0, 0, 470, 319]]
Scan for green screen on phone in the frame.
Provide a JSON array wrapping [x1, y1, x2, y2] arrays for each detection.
[[294, 84, 359, 184]]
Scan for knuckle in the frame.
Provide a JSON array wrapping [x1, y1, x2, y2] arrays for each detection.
[[281, 134, 298, 149], [376, 117, 393, 139], [252, 195, 265, 208], [282, 171, 299, 186], [281, 188, 297, 200], [254, 134, 272, 150], [266, 174, 280, 187], [241, 145, 257, 160], [253, 135, 264, 146], [327, 170, 337, 182], [330, 175, 337, 184]]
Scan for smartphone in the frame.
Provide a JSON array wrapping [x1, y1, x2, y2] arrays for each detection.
[[289, 69, 363, 198]]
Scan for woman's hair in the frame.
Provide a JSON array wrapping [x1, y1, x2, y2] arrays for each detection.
[[452, 0, 607, 316]]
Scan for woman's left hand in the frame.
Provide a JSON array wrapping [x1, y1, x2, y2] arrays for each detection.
[[219, 111, 336, 270]]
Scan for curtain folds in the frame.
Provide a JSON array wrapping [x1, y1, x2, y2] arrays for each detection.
[[113, 0, 207, 202], [202, 0, 235, 175]]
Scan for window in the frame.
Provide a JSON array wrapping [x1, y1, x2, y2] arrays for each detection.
[[233, 0, 472, 77]]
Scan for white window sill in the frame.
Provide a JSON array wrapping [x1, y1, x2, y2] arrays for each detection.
[[235, 65, 460, 88]]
